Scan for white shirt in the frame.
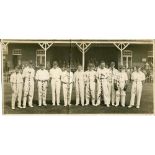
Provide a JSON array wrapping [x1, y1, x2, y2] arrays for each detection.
[[35, 69, 49, 81], [74, 70, 85, 83], [96, 68, 109, 80], [108, 68, 118, 82], [131, 71, 145, 82], [117, 71, 128, 82], [22, 67, 35, 81], [10, 72, 23, 84], [61, 71, 74, 84], [84, 70, 96, 83], [49, 67, 62, 80], [138, 71, 145, 81], [131, 71, 138, 81]]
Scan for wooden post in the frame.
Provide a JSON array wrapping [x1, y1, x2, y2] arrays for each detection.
[[82, 49, 85, 70], [75, 42, 91, 70], [120, 49, 123, 66], [113, 42, 129, 66], [44, 44, 47, 68], [38, 42, 53, 68]]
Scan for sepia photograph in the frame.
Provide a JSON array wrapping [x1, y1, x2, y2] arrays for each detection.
[[2, 39, 154, 114], [1, 1, 155, 155]]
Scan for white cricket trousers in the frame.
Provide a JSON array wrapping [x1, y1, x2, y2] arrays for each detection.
[[130, 82, 143, 107], [85, 82, 95, 105], [51, 79, 61, 105], [97, 80, 110, 106], [23, 79, 34, 107], [115, 82, 126, 106], [108, 81, 116, 105], [75, 81, 84, 106], [11, 83, 23, 109], [37, 81, 48, 106], [63, 83, 72, 106]]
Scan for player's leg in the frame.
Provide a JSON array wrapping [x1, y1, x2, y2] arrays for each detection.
[[91, 82, 96, 106], [96, 81, 101, 106], [63, 84, 67, 106], [108, 82, 112, 104], [23, 82, 28, 108], [85, 84, 90, 106], [42, 82, 47, 106], [115, 89, 120, 106], [75, 82, 80, 106], [51, 80, 56, 106], [17, 83, 23, 108], [80, 83, 85, 106], [11, 85, 17, 109], [68, 84, 72, 106], [128, 83, 136, 108], [121, 89, 126, 107], [111, 83, 116, 106], [136, 83, 142, 108], [38, 82, 42, 106], [56, 80, 61, 106], [28, 81, 34, 107], [103, 81, 110, 107]]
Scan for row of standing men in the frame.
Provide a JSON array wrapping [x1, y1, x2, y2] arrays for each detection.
[[10, 61, 145, 110]]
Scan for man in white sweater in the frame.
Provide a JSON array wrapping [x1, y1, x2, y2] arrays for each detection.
[[35, 65, 49, 106], [74, 64, 85, 106], [10, 67, 23, 109], [61, 65, 73, 106], [49, 61, 62, 106], [23, 61, 35, 108]]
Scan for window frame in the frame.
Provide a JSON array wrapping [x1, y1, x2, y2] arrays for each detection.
[[122, 50, 133, 68], [36, 49, 45, 67]]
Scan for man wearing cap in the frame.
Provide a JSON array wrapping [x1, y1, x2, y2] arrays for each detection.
[[96, 61, 110, 107], [128, 66, 145, 109], [22, 61, 35, 108], [61, 65, 74, 106], [108, 62, 118, 106], [49, 61, 62, 106], [74, 64, 85, 106], [35, 65, 49, 106], [10, 67, 23, 109], [115, 66, 128, 107], [84, 63, 96, 106]]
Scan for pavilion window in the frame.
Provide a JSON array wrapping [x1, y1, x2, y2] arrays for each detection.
[[122, 50, 132, 68], [147, 51, 153, 63], [36, 49, 45, 67], [12, 49, 22, 67]]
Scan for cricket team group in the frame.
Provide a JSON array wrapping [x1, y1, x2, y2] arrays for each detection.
[[10, 60, 145, 110]]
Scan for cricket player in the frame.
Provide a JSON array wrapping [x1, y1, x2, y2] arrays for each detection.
[[115, 66, 128, 107], [74, 64, 85, 106], [49, 61, 62, 106], [128, 66, 145, 109], [22, 61, 35, 108], [84, 63, 96, 106], [10, 67, 23, 109], [35, 65, 50, 106], [96, 61, 110, 107], [108, 62, 118, 106], [61, 65, 73, 106]]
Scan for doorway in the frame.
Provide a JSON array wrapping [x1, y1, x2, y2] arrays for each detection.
[[13, 55, 22, 68]]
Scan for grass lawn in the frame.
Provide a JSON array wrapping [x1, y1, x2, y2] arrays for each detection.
[[3, 82, 153, 114]]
